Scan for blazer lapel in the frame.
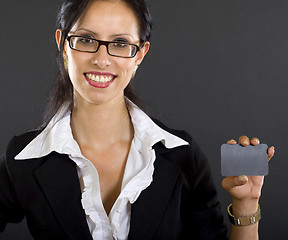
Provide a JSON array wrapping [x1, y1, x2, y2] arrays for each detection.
[[34, 152, 93, 240], [129, 143, 181, 240]]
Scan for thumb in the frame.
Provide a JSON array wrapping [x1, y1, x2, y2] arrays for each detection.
[[222, 175, 248, 191]]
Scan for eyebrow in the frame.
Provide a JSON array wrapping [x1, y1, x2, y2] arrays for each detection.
[[74, 28, 134, 39], [73, 28, 97, 35]]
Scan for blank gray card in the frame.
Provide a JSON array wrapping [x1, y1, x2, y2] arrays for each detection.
[[221, 144, 268, 176]]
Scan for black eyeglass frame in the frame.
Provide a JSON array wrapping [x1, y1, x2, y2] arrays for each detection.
[[66, 35, 144, 58]]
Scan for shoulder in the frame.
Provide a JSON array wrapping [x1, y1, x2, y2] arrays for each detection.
[[151, 117, 192, 142], [150, 117, 204, 162], [151, 117, 211, 179], [151, 117, 201, 151], [5, 129, 43, 160], [150, 118, 220, 211]]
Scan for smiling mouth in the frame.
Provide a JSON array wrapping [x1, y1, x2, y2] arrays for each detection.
[[84, 72, 117, 88], [85, 73, 115, 83]]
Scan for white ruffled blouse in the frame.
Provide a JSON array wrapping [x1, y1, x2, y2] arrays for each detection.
[[15, 100, 188, 240]]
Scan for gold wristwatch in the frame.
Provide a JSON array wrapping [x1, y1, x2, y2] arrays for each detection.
[[227, 204, 261, 226]]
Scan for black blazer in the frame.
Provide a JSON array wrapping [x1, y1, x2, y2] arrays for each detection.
[[0, 122, 228, 240]]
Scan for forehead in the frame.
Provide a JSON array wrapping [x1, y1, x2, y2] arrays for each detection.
[[72, 0, 139, 39]]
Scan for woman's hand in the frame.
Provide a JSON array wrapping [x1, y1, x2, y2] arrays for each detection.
[[222, 136, 275, 216]]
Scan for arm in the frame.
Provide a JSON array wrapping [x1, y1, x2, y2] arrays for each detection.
[[181, 135, 228, 239], [222, 136, 275, 240], [0, 139, 25, 232]]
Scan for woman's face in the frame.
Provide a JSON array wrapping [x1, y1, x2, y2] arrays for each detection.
[[57, 0, 149, 107]]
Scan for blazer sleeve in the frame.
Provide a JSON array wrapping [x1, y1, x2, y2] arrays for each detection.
[[181, 133, 228, 239], [151, 118, 228, 239], [0, 137, 25, 232]]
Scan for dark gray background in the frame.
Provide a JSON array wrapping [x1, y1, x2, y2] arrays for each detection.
[[0, 0, 287, 239]]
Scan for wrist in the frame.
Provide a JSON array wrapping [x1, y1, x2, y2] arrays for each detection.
[[232, 199, 259, 217], [228, 203, 261, 226]]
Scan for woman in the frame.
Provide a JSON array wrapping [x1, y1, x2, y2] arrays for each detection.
[[0, 0, 274, 239]]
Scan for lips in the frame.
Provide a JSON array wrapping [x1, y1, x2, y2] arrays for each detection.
[[84, 72, 116, 88]]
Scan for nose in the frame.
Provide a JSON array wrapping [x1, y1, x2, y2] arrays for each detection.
[[91, 45, 111, 68]]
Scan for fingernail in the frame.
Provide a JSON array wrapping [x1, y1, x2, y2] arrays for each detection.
[[243, 140, 250, 146], [252, 139, 260, 144], [239, 175, 248, 184]]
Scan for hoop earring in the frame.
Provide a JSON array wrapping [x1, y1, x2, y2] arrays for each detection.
[[132, 65, 139, 79], [64, 56, 68, 72]]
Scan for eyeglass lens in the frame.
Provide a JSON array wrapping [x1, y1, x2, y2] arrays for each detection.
[[70, 36, 137, 57]]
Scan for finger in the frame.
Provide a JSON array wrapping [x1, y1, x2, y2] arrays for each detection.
[[268, 146, 275, 161], [251, 137, 260, 146], [222, 175, 248, 191], [227, 139, 237, 144], [239, 135, 250, 146]]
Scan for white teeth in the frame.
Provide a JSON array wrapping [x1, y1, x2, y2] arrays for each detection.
[[86, 73, 114, 83]]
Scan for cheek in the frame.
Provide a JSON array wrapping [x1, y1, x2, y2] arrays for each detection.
[[67, 53, 85, 78], [118, 60, 136, 79]]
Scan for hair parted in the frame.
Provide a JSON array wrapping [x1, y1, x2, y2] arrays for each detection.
[[43, 0, 152, 125]]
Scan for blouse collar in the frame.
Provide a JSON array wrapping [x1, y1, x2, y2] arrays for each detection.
[[15, 99, 188, 160]]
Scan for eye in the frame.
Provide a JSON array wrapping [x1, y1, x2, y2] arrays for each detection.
[[111, 38, 131, 48], [78, 36, 94, 45], [112, 42, 129, 48]]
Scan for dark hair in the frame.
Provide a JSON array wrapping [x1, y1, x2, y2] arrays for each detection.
[[43, 0, 152, 125]]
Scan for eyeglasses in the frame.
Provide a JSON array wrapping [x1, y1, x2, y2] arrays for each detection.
[[66, 35, 143, 58]]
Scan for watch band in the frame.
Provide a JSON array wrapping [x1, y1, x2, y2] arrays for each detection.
[[227, 203, 261, 226]]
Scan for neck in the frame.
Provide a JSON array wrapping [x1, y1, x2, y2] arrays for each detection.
[[70, 97, 134, 150]]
